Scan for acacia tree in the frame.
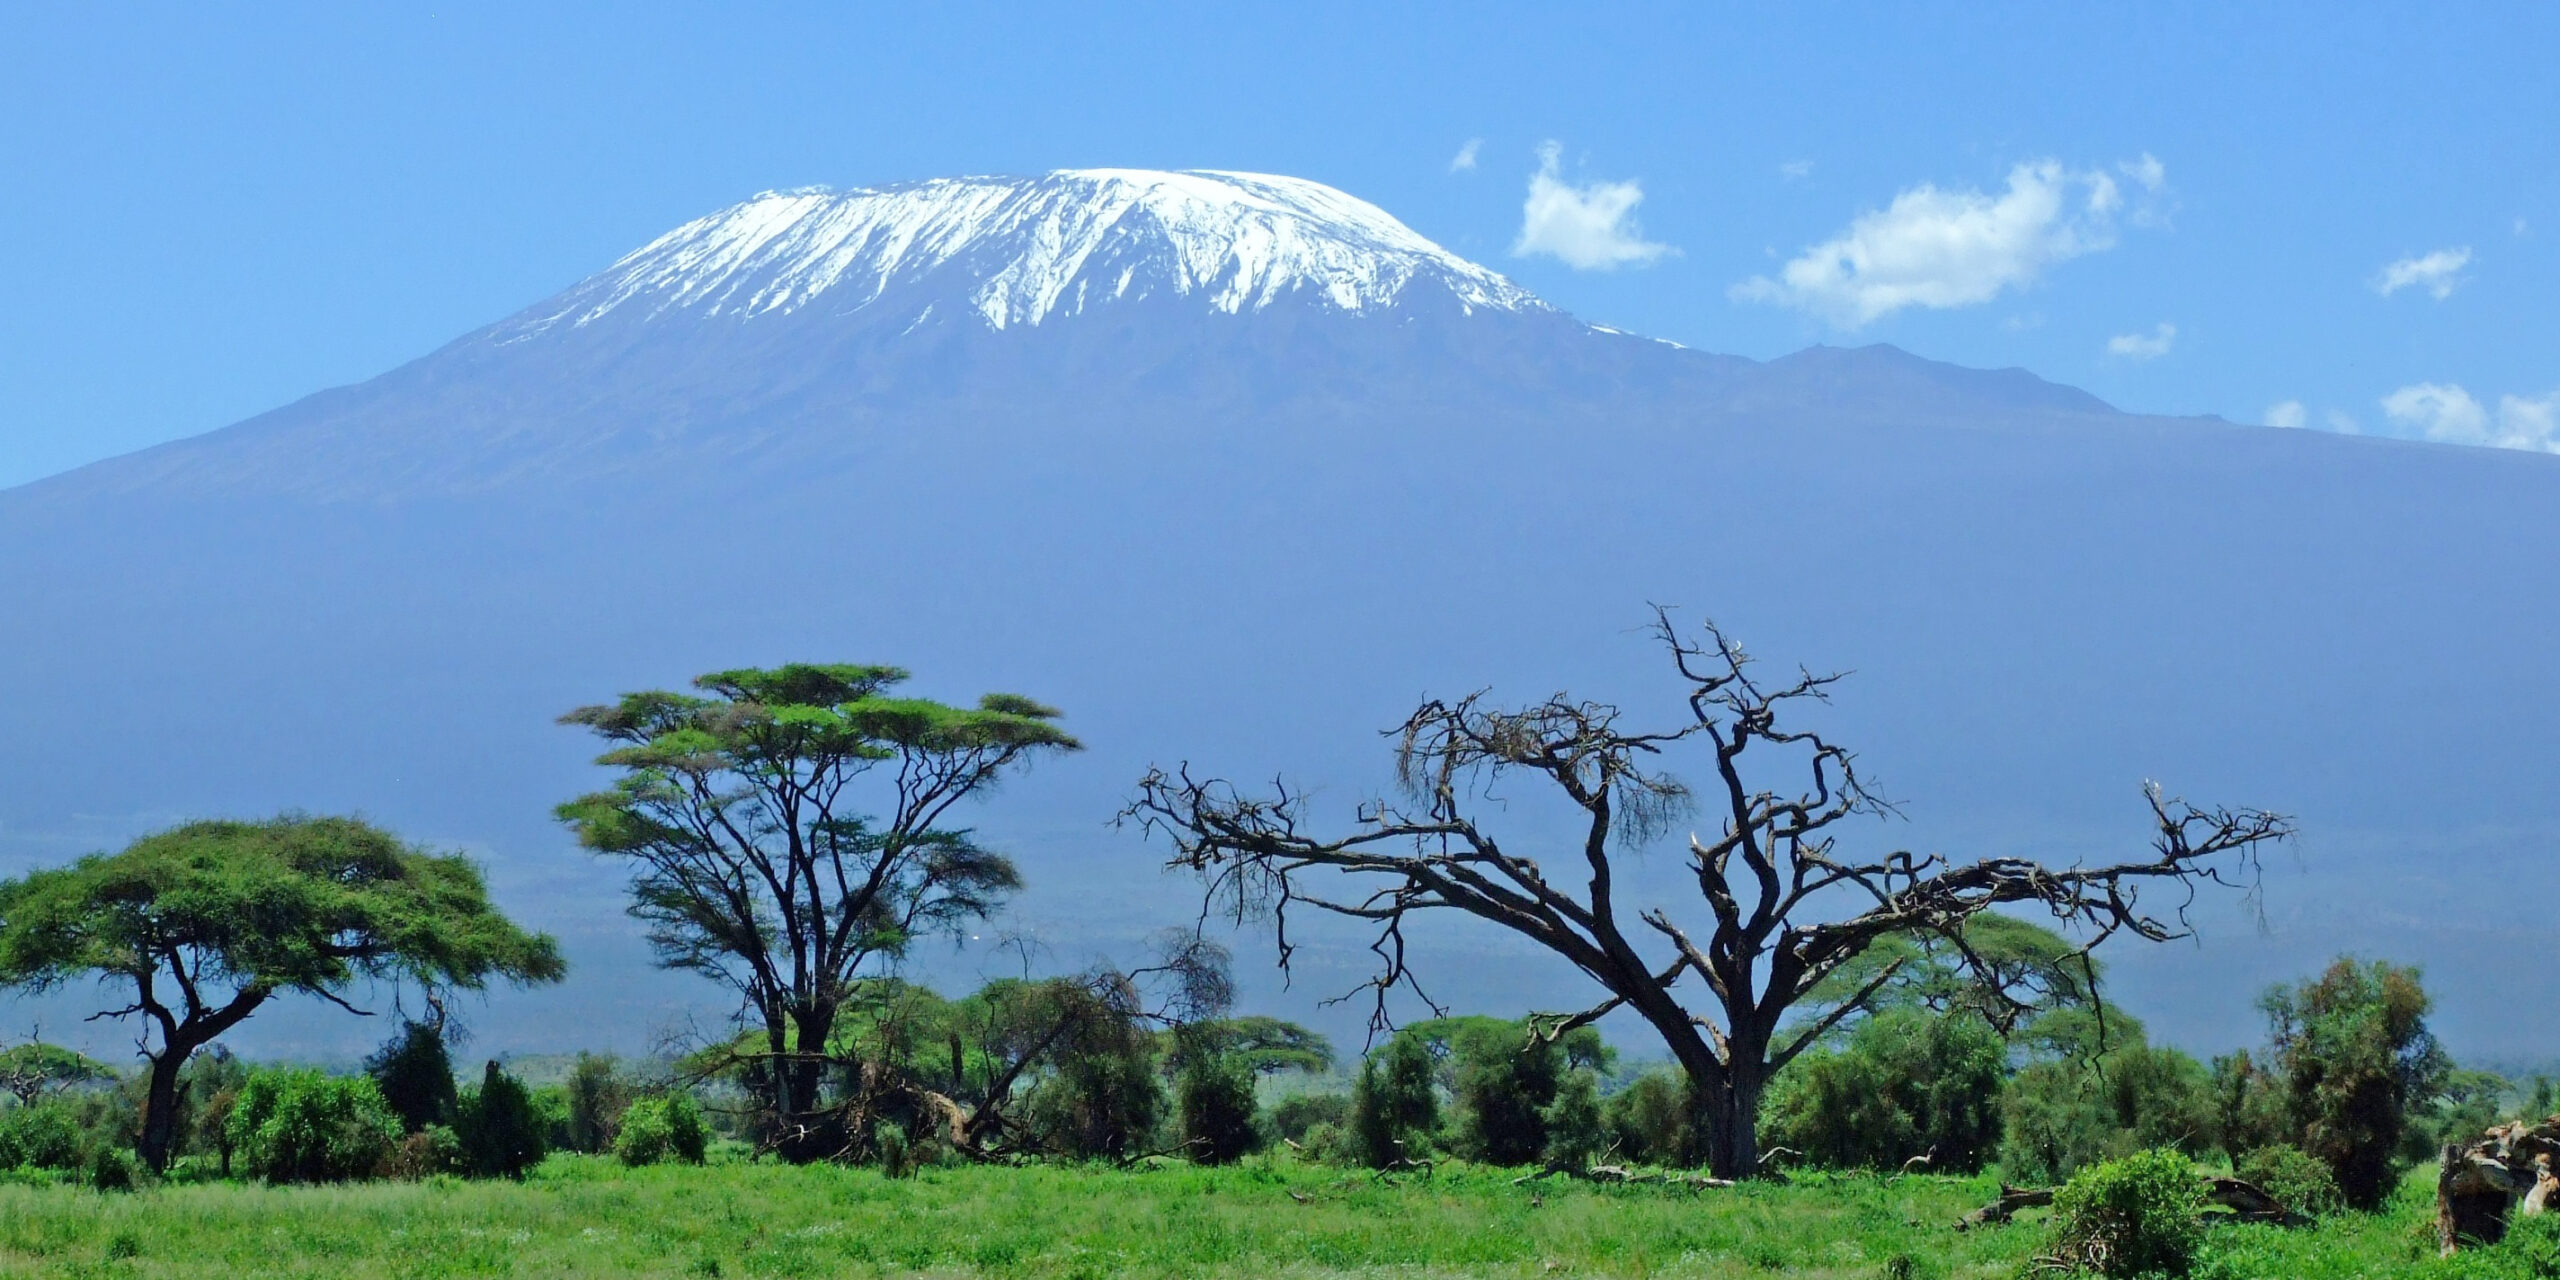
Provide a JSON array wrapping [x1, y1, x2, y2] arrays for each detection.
[[1127, 613, 2292, 1178], [557, 663, 1078, 1157], [0, 816, 565, 1171]]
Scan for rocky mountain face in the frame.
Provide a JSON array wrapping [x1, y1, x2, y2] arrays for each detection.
[[3, 170, 2552, 1058]]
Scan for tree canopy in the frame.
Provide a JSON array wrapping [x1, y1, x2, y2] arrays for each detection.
[[558, 663, 1080, 1158], [0, 814, 564, 1170]]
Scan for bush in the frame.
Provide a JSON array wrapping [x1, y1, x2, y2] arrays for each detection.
[[1351, 1033, 1438, 1169], [1764, 1009, 2006, 1173], [2000, 1044, 2217, 1185], [454, 1061, 548, 1178], [1540, 1070, 1607, 1170], [1265, 1092, 1349, 1149], [562, 1053, 628, 1154], [873, 1120, 912, 1179], [226, 1069, 403, 1183], [87, 1144, 143, 1191], [381, 1125, 465, 1179], [2233, 1143, 2343, 1218], [0, 1099, 89, 1170], [2047, 1148, 2205, 1279], [2259, 957, 2447, 1211], [1604, 1072, 1690, 1166], [364, 1020, 458, 1134], [1177, 1053, 1261, 1165], [614, 1094, 708, 1167]]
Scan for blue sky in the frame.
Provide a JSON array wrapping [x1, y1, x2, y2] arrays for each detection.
[[2, 2, 2553, 487]]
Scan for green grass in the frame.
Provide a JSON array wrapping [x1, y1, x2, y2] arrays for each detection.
[[0, 1154, 2549, 1279]]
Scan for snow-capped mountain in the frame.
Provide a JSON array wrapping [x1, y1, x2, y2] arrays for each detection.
[[3, 169, 2557, 1062], [502, 170, 1546, 338]]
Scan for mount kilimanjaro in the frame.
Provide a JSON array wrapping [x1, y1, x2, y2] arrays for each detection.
[[3, 169, 2553, 1059]]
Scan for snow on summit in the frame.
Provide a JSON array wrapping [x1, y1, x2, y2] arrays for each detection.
[[506, 169, 1547, 337]]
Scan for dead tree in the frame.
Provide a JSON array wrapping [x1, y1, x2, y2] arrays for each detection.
[[2439, 1115, 2560, 1255], [1125, 610, 2291, 1179]]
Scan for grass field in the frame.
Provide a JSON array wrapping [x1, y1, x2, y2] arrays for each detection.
[[0, 1154, 2549, 1280]]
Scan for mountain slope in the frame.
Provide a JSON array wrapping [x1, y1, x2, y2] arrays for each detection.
[[2, 170, 2551, 1062]]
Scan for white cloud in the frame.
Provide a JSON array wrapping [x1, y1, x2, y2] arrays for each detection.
[[1730, 160, 2136, 327], [1780, 159, 1814, 181], [2119, 153, 2166, 192], [2265, 400, 2307, 429], [2107, 322, 2177, 361], [1448, 139, 1482, 173], [1511, 142, 1672, 271], [2326, 409, 2361, 435], [2371, 247, 2472, 300], [2380, 382, 2560, 452]]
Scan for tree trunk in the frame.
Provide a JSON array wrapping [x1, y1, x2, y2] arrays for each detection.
[[136, 1047, 190, 1174], [1697, 1067, 1765, 1180]]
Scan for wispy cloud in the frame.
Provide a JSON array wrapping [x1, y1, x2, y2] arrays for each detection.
[[2265, 400, 2307, 429], [2371, 247, 2472, 300], [2380, 382, 2560, 452], [1731, 159, 2150, 327], [2107, 322, 2177, 361], [1780, 159, 1814, 181], [1512, 142, 1672, 271], [1448, 139, 1482, 174]]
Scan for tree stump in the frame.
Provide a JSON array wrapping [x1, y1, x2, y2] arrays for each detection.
[[2438, 1115, 2560, 1256]]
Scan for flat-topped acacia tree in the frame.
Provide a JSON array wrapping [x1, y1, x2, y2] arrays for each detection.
[[0, 815, 565, 1172], [557, 664, 1079, 1158], [1127, 612, 2293, 1179]]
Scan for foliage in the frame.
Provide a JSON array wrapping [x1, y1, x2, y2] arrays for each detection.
[[2260, 957, 2448, 1211], [0, 815, 563, 1169], [1763, 1008, 2007, 1173], [0, 1098, 88, 1170], [182, 1045, 252, 1174], [1604, 1071, 1691, 1166], [2234, 1144, 2344, 1218], [226, 1069, 402, 1184], [366, 1020, 460, 1133], [1381, 1016, 1608, 1165], [455, 1061, 548, 1179], [557, 664, 1077, 1152], [2207, 1050, 2289, 1159], [1175, 1050, 1260, 1164], [1351, 1031, 1437, 1168], [2048, 1148, 2207, 1279], [614, 1094, 708, 1167], [561, 1053, 630, 1154], [1999, 1041, 2217, 1185], [1162, 1016, 1334, 1077], [1265, 1092, 1349, 1148], [1540, 1069, 1608, 1169]]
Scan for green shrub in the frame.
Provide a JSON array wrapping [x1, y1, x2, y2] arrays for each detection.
[[364, 1020, 458, 1134], [226, 1069, 403, 1183], [1604, 1072, 1691, 1166], [2233, 1143, 2343, 1218], [381, 1124, 466, 1179], [1265, 1092, 1349, 1149], [873, 1120, 912, 1179], [2047, 1148, 2205, 1279], [615, 1094, 708, 1167], [562, 1053, 628, 1154], [1351, 1033, 1437, 1169], [1177, 1053, 1261, 1165], [86, 1144, 142, 1191], [454, 1061, 548, 1178], [0, 1099, 89, 1170], [2001, 1044, 2218, 1185], [1764, 1009, 2006, 1173], [2259, 958, 2447, 1212], [1540, 1070, 1607, 1170]]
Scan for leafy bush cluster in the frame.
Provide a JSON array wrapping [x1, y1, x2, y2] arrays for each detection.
[[2047, 1148, 2208, 1279]]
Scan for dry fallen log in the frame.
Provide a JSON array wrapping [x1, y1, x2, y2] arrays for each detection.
[[2439, 1115, 2560, 1256], [1957, 1184, 2054, 1230], [1511, 1164, 1739, 1190], [1958, 1175, 2301, 1232]]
